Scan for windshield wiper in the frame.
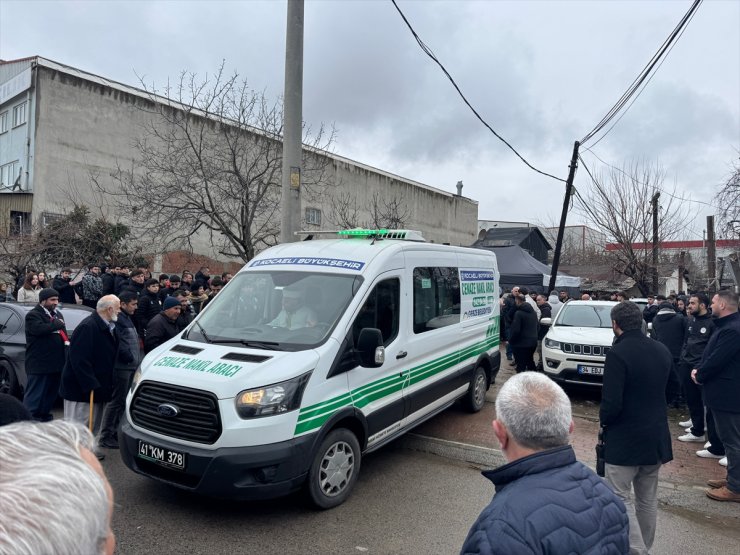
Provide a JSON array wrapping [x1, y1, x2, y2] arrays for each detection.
[[238, 340, 281, 351], [191, 320, 212, 343]]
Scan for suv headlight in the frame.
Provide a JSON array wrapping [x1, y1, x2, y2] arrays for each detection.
[[235, 372, 311, 418], [544, 338, 561, 350]]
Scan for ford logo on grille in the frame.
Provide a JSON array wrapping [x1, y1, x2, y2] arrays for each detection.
[[157, 403, 180, 417]]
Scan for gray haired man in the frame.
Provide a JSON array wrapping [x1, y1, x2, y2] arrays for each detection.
[[0, 420, 116, 555], [461, 372, 628, 554]]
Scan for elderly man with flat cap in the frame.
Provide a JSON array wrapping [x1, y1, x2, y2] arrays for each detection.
[[23, 288, 69, 422]]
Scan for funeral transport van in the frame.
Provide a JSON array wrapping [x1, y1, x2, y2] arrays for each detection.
[[120, 229, 500, 508]]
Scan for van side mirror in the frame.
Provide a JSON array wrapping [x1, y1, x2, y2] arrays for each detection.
[[540, 317, 552, 326], [357, 328, 385, 368]]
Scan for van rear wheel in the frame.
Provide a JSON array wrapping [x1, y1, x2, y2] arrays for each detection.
[[463, 365, 487, 413], [307, 428, 361, 509]]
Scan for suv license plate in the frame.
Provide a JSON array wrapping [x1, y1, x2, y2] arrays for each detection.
[[137, 440, 186, 471], [577, 364, 604, 376]]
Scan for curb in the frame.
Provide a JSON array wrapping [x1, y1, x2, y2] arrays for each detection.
[[399, 433, 506, 469]]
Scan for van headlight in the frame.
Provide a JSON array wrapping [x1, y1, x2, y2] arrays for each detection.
[[544, 338, 561, 350], [130, 366, 142, 392], [235, 372, 311, 418]]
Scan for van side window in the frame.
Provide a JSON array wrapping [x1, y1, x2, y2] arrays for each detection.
[[352, 279, 400, 347], [413, 267, 460, 334]]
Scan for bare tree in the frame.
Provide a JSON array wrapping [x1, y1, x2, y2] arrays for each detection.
[[328, 191, 361, 229], [368, 192, 411, 229], [327, 190, 411, 230], [96, 63, 335, 262], [575, 160, 689, 295], [717, 156, 740, 237]]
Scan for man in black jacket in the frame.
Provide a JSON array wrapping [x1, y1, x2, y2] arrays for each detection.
[[51, 269, 76, 305], [508, 295, 538, 373], [135, 279, 162, 337], [652, 300, 687, 408], [692, 290, 740, 503], [22, 288, 68, 421], [144, 297, 182, 353], [60, 295, 120, 457], [99, 291, 141, 449], [600, 301, 673, 554]]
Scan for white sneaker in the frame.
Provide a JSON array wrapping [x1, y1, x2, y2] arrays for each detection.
[[685, 427, 693, 433], [704, 441, 711, 449], [678, 432, 705, 442], [679, 419, 692, 428], [696, 449, 723, 459], [719, 457, 728, 467]]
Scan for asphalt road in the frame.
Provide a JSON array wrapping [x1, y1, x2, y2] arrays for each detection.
[[103, 441, 740, 555]]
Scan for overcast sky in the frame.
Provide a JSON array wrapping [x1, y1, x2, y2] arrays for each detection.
[[1, 0, 738, 238]]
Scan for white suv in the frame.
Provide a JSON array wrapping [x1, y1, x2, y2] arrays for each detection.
[[541, 300, 617, 387]]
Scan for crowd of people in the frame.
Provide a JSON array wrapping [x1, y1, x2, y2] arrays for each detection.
[[4, 263, 231, 456]]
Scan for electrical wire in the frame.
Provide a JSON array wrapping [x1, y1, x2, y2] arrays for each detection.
[[582, 147, 720, 209], [390, 0, 566, 183], [580, 0, 702, 146]]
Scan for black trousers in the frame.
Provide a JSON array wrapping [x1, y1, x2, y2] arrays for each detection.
[[23, 373, 60, 422], [680, 362, 705, 434], [100, 369, 135, 443], [706, 408, 726, 455], [713, 409, 740, 493], [512, 346, 536, 373]]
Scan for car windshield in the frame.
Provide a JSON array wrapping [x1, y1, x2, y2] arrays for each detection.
[[556, 304, 613, 328], [187, 271, 362, 350]]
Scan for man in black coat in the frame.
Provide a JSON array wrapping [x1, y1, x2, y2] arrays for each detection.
[[60, 295, 120, 456], [600, 301, 673, 554], [652, 301, 687, 408], [508, 295, 538, 373], [22, 288, 69, 421], [692, 290, 740, 503], [144, 297, 182, 353], [99, 290, 141, 449], [51, 269, 76, 305]]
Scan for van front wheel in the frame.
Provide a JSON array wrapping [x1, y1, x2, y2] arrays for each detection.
[[307, 428, 361, 509], [463, 365, 488, 413]]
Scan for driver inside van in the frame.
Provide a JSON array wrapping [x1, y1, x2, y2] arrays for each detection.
[[269, 286, 318, 330]]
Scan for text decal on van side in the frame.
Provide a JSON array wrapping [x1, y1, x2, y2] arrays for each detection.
[[248, 257, 365, 271], [460, 268, 496, 319], [153, 356, 242, 377]]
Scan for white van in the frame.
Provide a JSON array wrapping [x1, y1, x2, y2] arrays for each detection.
[[120, 229, 501, 508]]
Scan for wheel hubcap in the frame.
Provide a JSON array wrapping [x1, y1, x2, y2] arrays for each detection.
[[319, 441, 354, 497], [473, 373, 486, 406]]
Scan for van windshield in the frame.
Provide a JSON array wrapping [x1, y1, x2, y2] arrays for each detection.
[[187, 271, 362, 350]]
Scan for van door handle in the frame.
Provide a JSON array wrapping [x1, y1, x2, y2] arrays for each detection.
[[396, 351, 408, 359]]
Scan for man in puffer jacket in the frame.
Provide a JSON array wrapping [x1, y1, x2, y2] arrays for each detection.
[[547, 291, 562, 319], [461, 372, 628, 554]]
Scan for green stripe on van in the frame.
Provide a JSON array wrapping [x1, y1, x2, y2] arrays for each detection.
[[294, 326, 500, 436]]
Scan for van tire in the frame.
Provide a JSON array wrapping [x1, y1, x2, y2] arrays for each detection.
[[463, 365, 487, 413], [307, 428, 361, 509]]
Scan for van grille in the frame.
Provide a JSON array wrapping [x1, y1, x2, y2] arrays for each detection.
[[561, 343, 610, 357], [130, 381, 221, 444]]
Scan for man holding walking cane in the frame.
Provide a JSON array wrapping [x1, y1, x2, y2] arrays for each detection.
[[60, 295, 120, 460]]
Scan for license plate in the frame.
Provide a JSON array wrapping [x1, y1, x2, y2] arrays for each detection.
[[137, 440, 186, 470], [577, 364, 604, 376]]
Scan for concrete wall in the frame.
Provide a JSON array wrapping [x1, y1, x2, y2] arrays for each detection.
[[28, 64, 477, 261]]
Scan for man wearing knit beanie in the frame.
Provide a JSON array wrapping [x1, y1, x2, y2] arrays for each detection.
[[23, 288, 68, 421], [144, 296, 182, 353]]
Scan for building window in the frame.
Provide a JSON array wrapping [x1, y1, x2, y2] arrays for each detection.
[[12, 102, 27, 127], [0, 161, 19, 189], [413, 267, 461, 334], [0, 111, 8, 133], [305, 207, 321, 226], [42, 212, 65, 227], [9, 211, 31, 236]]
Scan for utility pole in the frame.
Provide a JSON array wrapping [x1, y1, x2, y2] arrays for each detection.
[[280, 0, 304, 244], [677, 250, 685, 293], [548, 141, 580, 295], [651, 192, 660, 294], [707, 215, 716, 293]]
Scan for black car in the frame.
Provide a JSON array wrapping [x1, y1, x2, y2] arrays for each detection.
[[0, 302, 95, 399]]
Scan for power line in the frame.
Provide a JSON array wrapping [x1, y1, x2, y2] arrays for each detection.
[[580, 0, 702, 146], [582, 147, 720, 210], [390, 0, 566, 183]]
